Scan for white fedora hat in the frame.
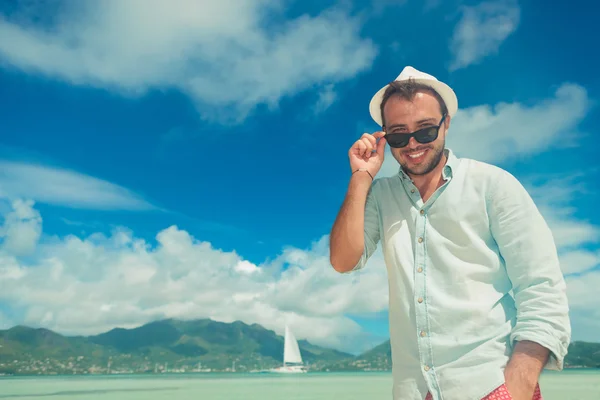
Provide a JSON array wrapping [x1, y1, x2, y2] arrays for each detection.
[[369, 66, 458, 127]]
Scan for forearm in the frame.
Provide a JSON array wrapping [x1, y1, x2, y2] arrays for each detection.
[[489, 170, 571, 371], [504, 340, 549, 399], [330, 172, 372, 272]]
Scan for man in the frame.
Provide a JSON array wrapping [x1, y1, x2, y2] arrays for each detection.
[[329, 66, 571, 400]]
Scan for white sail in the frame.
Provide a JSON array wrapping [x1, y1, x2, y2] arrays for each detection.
[[283, 325, 303, 364], [266, 325, 307, 373]]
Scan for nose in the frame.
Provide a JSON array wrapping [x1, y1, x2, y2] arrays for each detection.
[[406, 137, 420, 149]]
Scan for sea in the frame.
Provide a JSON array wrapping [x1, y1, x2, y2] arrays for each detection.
[[1, 370, 598, 399]]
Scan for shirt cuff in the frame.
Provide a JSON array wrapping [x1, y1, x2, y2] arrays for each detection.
[[510, 330, 570, 371]]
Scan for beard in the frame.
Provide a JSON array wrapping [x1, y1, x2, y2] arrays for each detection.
[[395, 140, 446, 176]]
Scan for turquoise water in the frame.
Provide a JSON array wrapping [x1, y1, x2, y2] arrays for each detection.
[[1, 370, 598, 399]]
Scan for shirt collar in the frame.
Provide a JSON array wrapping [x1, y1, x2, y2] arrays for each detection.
[[398, 148, 459, 181]]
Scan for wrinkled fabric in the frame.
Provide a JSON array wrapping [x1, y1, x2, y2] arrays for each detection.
[[348, 149, 570, 399]]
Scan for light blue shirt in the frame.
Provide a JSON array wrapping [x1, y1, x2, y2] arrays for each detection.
[[351, 149, 571, 400]]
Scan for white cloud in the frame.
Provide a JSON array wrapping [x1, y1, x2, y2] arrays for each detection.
[[530, 178, 599, 258], [378, 82, 590, 177], [544, 217, 599, 251], [0, 199, 42, 256], [565, 267, 600, 342], [1, 172, 598, 352], [523, 175, 600, 276], [235, 260, 261, 274], [0, 160, 154, 210], [0, 0, 377, 123], [449, 0, 520, 71], [565, 270, 600, 323], [312, 84, 337, 115], [0, 310, 14, 330], [446, 84, 589, 163], [559, 250, 600, 275], [0, 201, 388, 354], [525, 174, 598, 244]]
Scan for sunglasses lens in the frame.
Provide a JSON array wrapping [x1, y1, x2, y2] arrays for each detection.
[[385, 125, 440, 147], [414, 127, 438, 144], [386, 135, 410, 148]]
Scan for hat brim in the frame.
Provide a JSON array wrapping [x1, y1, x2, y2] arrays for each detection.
[[368, 79, 458, 127]]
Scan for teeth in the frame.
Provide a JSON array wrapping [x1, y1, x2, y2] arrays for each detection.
[[408, 151, 425, 159]]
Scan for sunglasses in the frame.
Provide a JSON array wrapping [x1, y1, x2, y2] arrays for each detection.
[[383, 114, 447, 148]]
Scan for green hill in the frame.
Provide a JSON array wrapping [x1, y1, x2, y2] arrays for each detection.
[[563, 341, 600, 368], [316, 339, 600, 371], [1, 320, 598, 375], [0, 319, 351, 375]]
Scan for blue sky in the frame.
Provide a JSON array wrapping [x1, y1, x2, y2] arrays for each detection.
[[0, 0, 598, 354]]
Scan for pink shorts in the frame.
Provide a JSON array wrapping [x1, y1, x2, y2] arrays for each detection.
[[425, 383, 542, 400]]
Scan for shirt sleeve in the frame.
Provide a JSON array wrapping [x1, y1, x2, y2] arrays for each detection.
[[487, 169, 571, 370], [348, 180, 381, 272]]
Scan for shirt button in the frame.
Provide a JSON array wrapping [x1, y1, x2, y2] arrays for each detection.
[[418, 237, 423, 243], [411, 189, 415, 193], [424, 365, 430, 371], [418, 297, 423, 303], [417, 267, 423, 273], [420, 209, 425, 215], [420, 330, 426, 337]]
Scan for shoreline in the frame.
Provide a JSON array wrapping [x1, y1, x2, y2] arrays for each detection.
[[1, 367, 598, 379]]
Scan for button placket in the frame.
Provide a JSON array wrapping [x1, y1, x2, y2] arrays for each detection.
[[414, 207, 430, 378], [413, 204, 442, 397], [399, 163, 452, 400], [400, 172, 441, 393]]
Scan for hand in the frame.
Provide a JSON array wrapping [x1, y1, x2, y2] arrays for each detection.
[[348, 132, 386, 178], [503, 340, 548, 400], [504, 371, 537, 400]]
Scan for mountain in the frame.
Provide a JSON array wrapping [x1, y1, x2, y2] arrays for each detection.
[[88, 319, 350, 363], [315, 339, 392, 371], [563, 341, 600, 368], [318, 339, 600, 371], [0, 319, 351, 375], [357, 339, 391, 360], [1, 320, 598, 376]]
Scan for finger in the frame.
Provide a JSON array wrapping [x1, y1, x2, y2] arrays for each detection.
[[361, 138, 374, 156], [354, 140, 367, 157], [373, 131, 386, 139], [376, 136, 387, 156], [361, 132, 377, 147]]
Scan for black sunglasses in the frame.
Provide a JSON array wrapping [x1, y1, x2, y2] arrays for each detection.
[[383, 114, 447, 148]]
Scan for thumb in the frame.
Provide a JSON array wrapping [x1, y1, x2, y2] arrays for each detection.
[[376, 136, 387, 157]]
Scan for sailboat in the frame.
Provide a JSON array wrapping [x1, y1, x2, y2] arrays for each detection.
[[269, 325, 308, 373]]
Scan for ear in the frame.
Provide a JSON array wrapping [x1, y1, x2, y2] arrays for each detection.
[[444, 115, 451, 132]]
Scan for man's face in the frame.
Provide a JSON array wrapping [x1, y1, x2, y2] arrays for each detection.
[[382, 92, 450, 176]]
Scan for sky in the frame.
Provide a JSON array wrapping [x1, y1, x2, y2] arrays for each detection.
[[0, 0, 599, 355]]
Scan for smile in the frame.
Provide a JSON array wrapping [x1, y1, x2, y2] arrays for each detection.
[[408, 151, 426, 159]]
